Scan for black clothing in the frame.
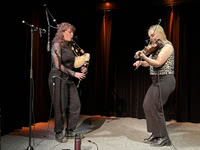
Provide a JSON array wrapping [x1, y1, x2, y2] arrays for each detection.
[[143, 74, 175, 137], [48, 41, 81, 133], [143, 42, 176, 139]]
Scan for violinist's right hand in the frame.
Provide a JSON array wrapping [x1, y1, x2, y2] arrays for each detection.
[[133, 60, 142, 70]]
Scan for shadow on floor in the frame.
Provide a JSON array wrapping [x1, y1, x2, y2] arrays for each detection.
[[74, 116, 106, 134]]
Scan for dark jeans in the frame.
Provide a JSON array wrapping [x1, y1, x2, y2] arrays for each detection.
[[143, 74, 176, 137], [48, 74, 81, 133]]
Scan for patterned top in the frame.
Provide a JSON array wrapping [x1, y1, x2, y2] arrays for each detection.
[[149, 42, 175, 75]]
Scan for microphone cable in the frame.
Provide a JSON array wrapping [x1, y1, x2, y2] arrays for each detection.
[[88, 139, 99, 150]]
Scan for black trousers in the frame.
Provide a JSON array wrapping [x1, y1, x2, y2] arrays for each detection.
[[48, 74, 81, 133], [143, 74, 176, 137]]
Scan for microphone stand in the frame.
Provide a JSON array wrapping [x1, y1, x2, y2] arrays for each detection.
[[22, 20, 46, 150], [44, 4, 57, 52], [43, 3, 59, 132]]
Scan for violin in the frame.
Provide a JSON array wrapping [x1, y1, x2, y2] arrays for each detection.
[[143, 39, 164, 55], [134, 19, 163, 60], [134, 39, 164, 59]]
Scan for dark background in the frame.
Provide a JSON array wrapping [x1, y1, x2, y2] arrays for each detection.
[[2, 0, 200, 135]]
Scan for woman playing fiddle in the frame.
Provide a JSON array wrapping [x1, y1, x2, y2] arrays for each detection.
[[133, 24, 176, 147]]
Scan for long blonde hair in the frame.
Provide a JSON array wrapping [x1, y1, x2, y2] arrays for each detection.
[[148, 24, 169, 43]]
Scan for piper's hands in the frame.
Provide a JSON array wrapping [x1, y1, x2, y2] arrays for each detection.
[[81, 66, 87, 73], [74, 72, 86, 80]]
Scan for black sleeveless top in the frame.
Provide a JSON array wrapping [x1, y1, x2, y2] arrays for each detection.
[[50, 41, 76, 83]]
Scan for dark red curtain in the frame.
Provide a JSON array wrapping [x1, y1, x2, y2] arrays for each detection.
[[106, 3, 200, 122], [162, 5, 181, 120], [162, 4, 200, 122], [94, 11, 112, 114], [31, 9, 51, 123], [2, 0, 200, 137]]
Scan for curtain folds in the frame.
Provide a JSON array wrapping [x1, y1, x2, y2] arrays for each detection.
[[94, 12, 112, 114]]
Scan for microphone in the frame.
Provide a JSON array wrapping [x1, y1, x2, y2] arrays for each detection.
[[22, 20, 34, 28], [158, 19, 162, 25], [34, 26, 46, 33], [73, 36, 78, 41], [39, 28, 46, 37], [145, 39, 150, 44], [39, 28, 46, 34]]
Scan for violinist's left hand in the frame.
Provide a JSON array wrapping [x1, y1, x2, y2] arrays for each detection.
[[137, 51, 146, 59]]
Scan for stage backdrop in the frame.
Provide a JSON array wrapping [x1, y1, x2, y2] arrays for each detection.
[[2, 0, 200, 136]]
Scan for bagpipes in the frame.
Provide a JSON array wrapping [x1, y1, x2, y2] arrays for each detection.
[[72, 43, 90, 69], [71, 39, 90, 87], [44, 4, 90, 87]]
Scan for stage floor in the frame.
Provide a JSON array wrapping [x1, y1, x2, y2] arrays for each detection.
[[2, 115, 200, 150]]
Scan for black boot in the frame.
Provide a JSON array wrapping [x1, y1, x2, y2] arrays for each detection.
[[55, 131, 68, 143], [65, 129, 76, 139], [150, 136, 171, 147], [144, 133, 156, 144], [65, 129, 85, 139]]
